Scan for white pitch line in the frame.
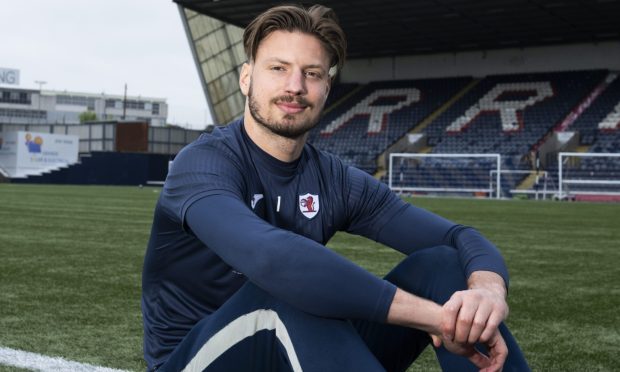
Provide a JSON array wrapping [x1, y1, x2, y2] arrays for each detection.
[[0, 346, 130, 372]]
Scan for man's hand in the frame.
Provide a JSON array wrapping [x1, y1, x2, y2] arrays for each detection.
[[441, 271, 508, 344], [430, 328, 508, 372], [387, 271, 510, 371], [440, 287, 508, 345]]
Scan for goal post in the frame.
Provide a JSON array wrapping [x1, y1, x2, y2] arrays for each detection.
[[558, 152, 620, 200], [388, 153, 501, 199]]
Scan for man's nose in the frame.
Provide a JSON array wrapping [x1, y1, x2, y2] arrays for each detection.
[[285, 69, 306, 95]]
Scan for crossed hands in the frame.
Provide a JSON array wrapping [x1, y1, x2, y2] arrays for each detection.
[[429, 287, 509, 372]]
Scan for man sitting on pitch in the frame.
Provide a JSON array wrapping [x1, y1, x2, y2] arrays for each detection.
[[142, 4, 530, 371]]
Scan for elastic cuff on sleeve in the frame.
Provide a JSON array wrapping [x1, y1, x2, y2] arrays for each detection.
[[373, 281, 398, 323]]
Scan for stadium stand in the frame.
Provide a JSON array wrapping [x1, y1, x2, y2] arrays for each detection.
[[323, 82, 360, 109], [570, 74, 620, 151], [308, 69, 619, 198], [418, 70, 608, 195], [539, 73, 620, 199], [308, 77, 473, 174], [424, 70, 607, 157]]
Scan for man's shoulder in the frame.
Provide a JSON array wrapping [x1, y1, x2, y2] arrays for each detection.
[[164, 120, 247, 185], [160, 119, 247, 217], [189, 119, 243, 151], [175, 120, 243, 162]]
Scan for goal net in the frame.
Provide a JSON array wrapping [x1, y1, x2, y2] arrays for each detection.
[[388, 153, 501, 198], [558, 152, 620, 201]]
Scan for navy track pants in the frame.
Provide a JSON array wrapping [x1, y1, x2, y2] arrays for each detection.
[[159, 246, 530, 371]]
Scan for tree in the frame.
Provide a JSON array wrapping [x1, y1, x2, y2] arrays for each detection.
[[79, 111, 98, 123]]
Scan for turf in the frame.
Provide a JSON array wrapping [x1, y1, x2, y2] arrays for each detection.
[[0, 184, 618, 371]]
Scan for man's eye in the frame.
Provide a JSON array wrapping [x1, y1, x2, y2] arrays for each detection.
[[305, 71, 322, 79], [271, 66, 285, 71]]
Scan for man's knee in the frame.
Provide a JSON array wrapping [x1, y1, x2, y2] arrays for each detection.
[[385, 245, 466, 304], [182, 282, 383, 371]]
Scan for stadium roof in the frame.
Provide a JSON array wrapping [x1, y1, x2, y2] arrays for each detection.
[[174, 0, 620, 59]]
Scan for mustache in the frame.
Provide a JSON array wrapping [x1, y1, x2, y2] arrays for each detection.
[[272, 95, 311, 107]]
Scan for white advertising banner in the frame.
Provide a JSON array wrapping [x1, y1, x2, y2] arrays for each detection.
[[0, 131, 79, 178]]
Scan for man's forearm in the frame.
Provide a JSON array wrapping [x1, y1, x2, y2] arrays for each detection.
[[386, 288, 442, 335], [387, 271, 508, 343]]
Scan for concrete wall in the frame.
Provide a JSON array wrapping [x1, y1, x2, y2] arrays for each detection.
[[341, 42, 620, 83]]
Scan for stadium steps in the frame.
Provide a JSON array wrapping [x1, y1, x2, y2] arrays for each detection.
[[410, 78, 481, 134], [10, 153, 88, 182], [6, 153, 89, 181], [323, 85, 365, 115], [554, 72, 615, 132], [374, 145, 434, 179], [0, 164, 9, 181], [373, 145, 433, 179], [516, 171, 540, 190], [17, 162, 76, 180]]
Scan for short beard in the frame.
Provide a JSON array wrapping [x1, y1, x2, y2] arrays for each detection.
[[248, 82, 321, 140]]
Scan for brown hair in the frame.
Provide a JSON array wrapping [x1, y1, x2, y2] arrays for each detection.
[[243, 4, 346, 77]]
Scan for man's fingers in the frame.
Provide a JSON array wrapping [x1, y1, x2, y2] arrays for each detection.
[[442, 288, 509, 345], [466, 348, 491, 370], [479, 310, 504, 343], [467, 301, 492, 344], [454, 300, 478, 344], [441, 294, 463, 340], [480, 330, 508, 372], [430, 334, 442, 348]]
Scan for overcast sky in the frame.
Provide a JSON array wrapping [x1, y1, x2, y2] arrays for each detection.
[[1, 0, 212, 129]]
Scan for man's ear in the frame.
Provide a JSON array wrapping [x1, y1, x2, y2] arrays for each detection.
[[239, 62, 251, 96]]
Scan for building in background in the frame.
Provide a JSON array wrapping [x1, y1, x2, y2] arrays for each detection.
[[0, 86, 168, 126], [179, 7, 245, 126]]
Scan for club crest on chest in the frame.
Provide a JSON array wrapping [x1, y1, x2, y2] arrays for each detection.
[[299, 193, 319, 219]]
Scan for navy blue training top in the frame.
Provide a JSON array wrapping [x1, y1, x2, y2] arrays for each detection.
[[141, 118, 508, 369]]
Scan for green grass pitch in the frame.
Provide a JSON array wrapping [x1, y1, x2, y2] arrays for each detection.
[[0, 183, 619, 371]]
